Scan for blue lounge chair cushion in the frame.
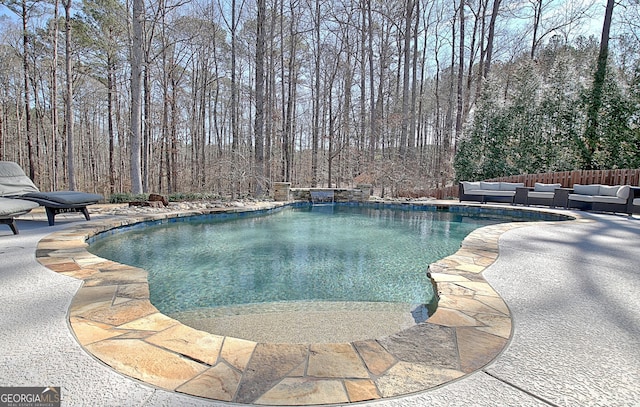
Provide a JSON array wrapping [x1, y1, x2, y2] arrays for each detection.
[[22, 191, 102, 207]]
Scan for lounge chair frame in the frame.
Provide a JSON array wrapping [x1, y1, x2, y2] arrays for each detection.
[[0, 161, 102, 226], [0, 217, 20, 234], [0, 197, 39, 234]]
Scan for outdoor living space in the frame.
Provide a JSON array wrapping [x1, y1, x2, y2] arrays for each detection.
[[1, 201, 638, 406], [1, 0, 639, 403]]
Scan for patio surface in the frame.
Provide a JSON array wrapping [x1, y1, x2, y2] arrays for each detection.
[[1, 202, 638, 406]]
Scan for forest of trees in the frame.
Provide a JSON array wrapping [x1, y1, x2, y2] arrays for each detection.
[[0, 0, 638, 199]]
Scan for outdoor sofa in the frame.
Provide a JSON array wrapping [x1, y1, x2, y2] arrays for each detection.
[[567, 184, 635, 215], [459, 181, 525, 204], [513, 183, 567, 207], [0, 197, 39, 234], [0, 161, 103, 226]]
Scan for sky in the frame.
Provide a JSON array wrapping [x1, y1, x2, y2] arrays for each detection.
[[0, 0, 610, 42]]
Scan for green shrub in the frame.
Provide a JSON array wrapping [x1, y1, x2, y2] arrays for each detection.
[[109, 193, 149, 203], [168, 192, 222, 202]]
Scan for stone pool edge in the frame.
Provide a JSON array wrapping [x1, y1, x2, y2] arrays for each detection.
[[34, 201, 579, 406]]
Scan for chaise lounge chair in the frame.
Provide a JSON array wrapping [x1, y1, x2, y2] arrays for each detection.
[[0, 161, 103, 226], [0, 197, 39, 234]]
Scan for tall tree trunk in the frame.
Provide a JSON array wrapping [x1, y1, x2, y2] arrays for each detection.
[[51, 0, 59, 190], [530, 0, 542, 59], [367, 0, 376, 164], [160, 8, 170, 194], [64, 0, 75, 190], [483, 0, 501, 78], [254, 0, 265, 196], [230, 0, 238, 153], [279, 0, 287, 181], [464, 2, 480, 118], [445, 6, 455, 158], [311, 0, 320, 187], [0, 104, 4, 158], [400, 0, 414, 159], [358, 0, 366, 170], [130, 0, 144, 194], [583, 0, 615, 169], [143, 64, 151, 192], [21, 0, 35, 181], [455, 0, 465, 148], [199, 64, 206, 188], [409, 0, 419, 153], [282, 0, 298, 183], [265, 0, 277, 186], [107, 51, 115, 194], [170, 66, 178, 193], [327, 82, 334, 188]]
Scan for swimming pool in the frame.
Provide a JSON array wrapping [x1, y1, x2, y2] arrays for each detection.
[[88, 204, 545, 330], [41, 201, 575, 404]]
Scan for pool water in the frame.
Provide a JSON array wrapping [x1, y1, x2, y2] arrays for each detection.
[[88, 205, 512, 316]]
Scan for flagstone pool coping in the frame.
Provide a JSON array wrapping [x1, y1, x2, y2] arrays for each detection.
[[34, 201, 578, 406]]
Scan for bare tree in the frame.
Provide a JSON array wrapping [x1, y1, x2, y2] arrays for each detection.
[[399, 0, 415, 159], [483, 0, 501, 77], [130, 0, 144, 194], [455, 0, 465, 147], [63, 0, 75, 190], [311, 0, 321, 187], [523, 0, 596, 59], [20, 0, 36, 181], [254, 0, 265, 196], [582, 0, 615, 169], [50, 0, 59, 190]]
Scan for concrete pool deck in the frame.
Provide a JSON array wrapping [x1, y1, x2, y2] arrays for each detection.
[[1, 202, 639, 406]]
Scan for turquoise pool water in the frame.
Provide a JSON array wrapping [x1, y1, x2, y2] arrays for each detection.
[[88, 205, 526, 316]]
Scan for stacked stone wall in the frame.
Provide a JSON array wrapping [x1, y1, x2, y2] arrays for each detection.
[[281, 185, 372, 203]]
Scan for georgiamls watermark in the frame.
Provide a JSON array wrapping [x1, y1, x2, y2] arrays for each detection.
[[0, 387, 60, 407]]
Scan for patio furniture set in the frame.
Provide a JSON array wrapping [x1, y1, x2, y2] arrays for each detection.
[[459, 181, 640, 215]]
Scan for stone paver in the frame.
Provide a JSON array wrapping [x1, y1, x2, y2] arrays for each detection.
[[176, 363, 242, 401], [353, 340, 396, 376], [307, 343, 369, 378], [85, 338, 208, 389]]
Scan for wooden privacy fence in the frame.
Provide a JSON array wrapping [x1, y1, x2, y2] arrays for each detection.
[[420, 169, 640, 199], [487, 169, 640, 188]]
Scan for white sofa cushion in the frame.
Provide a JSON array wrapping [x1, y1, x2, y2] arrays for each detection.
[[633, 198, 640, 206], [616, 185, 630, 200], [594, 196, 627, 204], [462, 181, 522, 196], [569, 194, 594, 203], [573, 184, 601, 195], [464, 190, 514, 197], [480, 181, 501, 190], [569, 194, 626, 204], [529, 191, 554, 199], [499, 182, 524, 191], [534, 183, 561, 192], [462, 181, 481, 194], [598, 185, 619, 197], [478, 190, 517, 197]]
